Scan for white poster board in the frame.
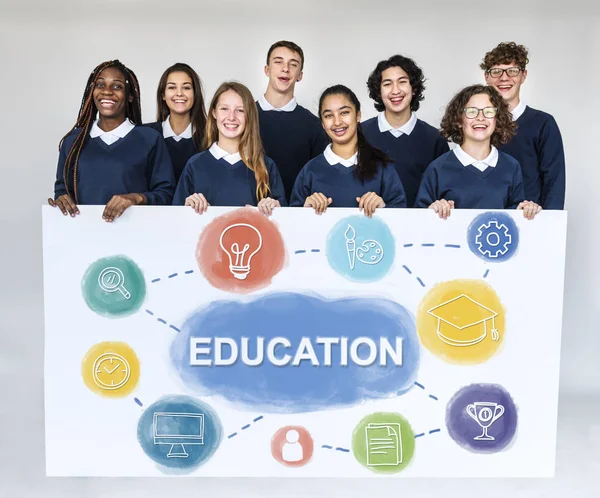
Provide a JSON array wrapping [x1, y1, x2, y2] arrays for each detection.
[[42, 205, 566, 477]]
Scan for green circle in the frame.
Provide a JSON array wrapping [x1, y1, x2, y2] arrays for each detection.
[[81, 255, 146, 318], [352, 412, 415, 474]]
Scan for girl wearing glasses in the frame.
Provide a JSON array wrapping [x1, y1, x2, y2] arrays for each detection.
[[414, 84, 541, 219]]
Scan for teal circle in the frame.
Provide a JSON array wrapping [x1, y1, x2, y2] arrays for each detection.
[[326, 216, 395, 282], [81, 255, 146, 318]]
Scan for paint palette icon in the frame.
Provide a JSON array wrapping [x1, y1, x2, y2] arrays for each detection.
[[357, 240, 384, 266]]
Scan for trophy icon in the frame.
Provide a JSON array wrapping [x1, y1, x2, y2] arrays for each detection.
[[466, 402, 505, 441]]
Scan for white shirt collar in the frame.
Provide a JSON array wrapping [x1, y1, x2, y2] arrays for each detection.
[[89, 119, 135, 145], [454, 145, 499, 172], [258, 95, 298, 112], [377, 111, 417, 137], [209, 142, 242, 165], [162, 116, 192, 141], [323, 144, 357, 168], [511, 100, 526, 121]]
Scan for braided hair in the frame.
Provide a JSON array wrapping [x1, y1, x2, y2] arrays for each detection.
[[59, 60, 142, 203]]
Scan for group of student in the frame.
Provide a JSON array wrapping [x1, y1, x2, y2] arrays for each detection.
[[49, 40, 566, 222]]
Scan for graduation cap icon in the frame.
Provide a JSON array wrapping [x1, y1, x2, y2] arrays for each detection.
[[427, 294, 499, 347]]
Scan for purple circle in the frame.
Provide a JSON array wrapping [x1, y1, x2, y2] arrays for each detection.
[[446, 383, 518, 453]]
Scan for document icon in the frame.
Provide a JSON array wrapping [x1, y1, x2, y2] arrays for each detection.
[[365, 422, 403, 466]]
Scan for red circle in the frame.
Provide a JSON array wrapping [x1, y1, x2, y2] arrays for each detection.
[[196, 208, 286, 293], [270, 426, 314, 467]]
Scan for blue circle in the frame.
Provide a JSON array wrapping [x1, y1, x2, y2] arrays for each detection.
[[326, 216, 395, 282], [467, 212, 519, 262], [137, 395, 222, 472]]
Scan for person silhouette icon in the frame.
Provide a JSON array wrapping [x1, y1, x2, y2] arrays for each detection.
[[281, 429, 303, 462]]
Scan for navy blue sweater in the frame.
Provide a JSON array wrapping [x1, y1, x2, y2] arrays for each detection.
[[257, 103, 329, 202], [362, 117, 449, 208], [414, 150, 524, 209], [289, 154, 407, 208], [173, 151, 287, 206], [54, 126, 175, 205], [498, 106, 565, 209], [145, 121, 201, 184]]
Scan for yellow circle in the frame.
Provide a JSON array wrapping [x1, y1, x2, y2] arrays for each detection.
[[416, 279, 505, 365], [82, 342, 140, 398]]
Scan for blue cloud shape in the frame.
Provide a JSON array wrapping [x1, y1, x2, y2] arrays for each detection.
[[170, 292, 419, 413]]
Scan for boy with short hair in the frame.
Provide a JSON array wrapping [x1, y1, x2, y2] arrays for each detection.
[[257, 41, 328, 202], [481, 42, 566, 209]]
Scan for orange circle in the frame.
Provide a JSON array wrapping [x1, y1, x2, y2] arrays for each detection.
[[416, 279, 505, 365], [271, 426, 314, 467], [196, 208, 286, 293]]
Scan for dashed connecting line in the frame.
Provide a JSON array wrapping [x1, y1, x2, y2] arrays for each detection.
[[150, 269, 195, 284], [414, 429, 441, 439], [134, 397, 143, 407], [321, 445, 350, 453], [403, 243, 461, 249], [483, 269, 490, 278], [145, 309, 181, 332], [294, 249, 321, 254], [402, 265, 427, 288], [413, 381, 439, 401], [227, 415, 264, 439]]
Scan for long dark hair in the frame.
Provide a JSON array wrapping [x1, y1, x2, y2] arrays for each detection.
[[156, 62, 207, 150], [59, 60, 141, 203], [318, 84, 392, 182]]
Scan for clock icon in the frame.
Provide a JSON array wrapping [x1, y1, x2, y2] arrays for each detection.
[[92, 353, 131, 390]]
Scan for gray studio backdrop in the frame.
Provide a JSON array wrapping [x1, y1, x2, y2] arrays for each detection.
[[1, 0, 598, 496]]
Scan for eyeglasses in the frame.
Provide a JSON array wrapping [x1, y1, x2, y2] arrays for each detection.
[[486, 67, 522, 78], [463, 107, 498, 119]]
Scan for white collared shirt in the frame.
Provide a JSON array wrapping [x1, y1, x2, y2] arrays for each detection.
[[258, 95, 298, 112], [209, 142, 242, 165], [377, 111, 418, 138], [89, 119, 135, 145], [162, 116, 192, 142], [454, 145, 499, 172], [323, 144, 357, 168], [511, 100, 526, 121]]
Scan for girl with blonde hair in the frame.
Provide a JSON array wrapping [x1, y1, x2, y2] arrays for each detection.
[[173, 81, 286, 216]]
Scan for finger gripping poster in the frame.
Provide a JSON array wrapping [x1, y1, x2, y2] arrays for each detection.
[[42, 206, 567, 477]]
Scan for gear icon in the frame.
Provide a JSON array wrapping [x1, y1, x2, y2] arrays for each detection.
[[475, 221, 512, 258]]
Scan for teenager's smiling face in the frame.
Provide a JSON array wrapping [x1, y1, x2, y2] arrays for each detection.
[[484, 61, 527, 103], [460, 93, 497, 144], [163, 71, 194, 116], [264, 46, 303, 93], [320, 93, 360, 146], [380, 66, 413, 114], [212, 89, 246, 140], [93, 66, 130, 121]]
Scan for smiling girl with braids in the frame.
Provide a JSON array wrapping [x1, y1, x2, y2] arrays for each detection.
[[49, 60, 175, 222]]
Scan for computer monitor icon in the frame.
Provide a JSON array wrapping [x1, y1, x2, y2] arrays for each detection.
[[153, 412, 205, 458]]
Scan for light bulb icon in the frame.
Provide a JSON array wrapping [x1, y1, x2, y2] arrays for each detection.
[[219, 223, 263, 280]]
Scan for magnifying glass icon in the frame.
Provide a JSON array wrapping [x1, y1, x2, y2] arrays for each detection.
[[98, 267, 131, 299]]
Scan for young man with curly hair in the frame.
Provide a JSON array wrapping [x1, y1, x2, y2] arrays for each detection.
[[414, 85, 541, 220], [256, 40, 329, 203], [481, 42, 565, 209], [362, 54, 449, 207]]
